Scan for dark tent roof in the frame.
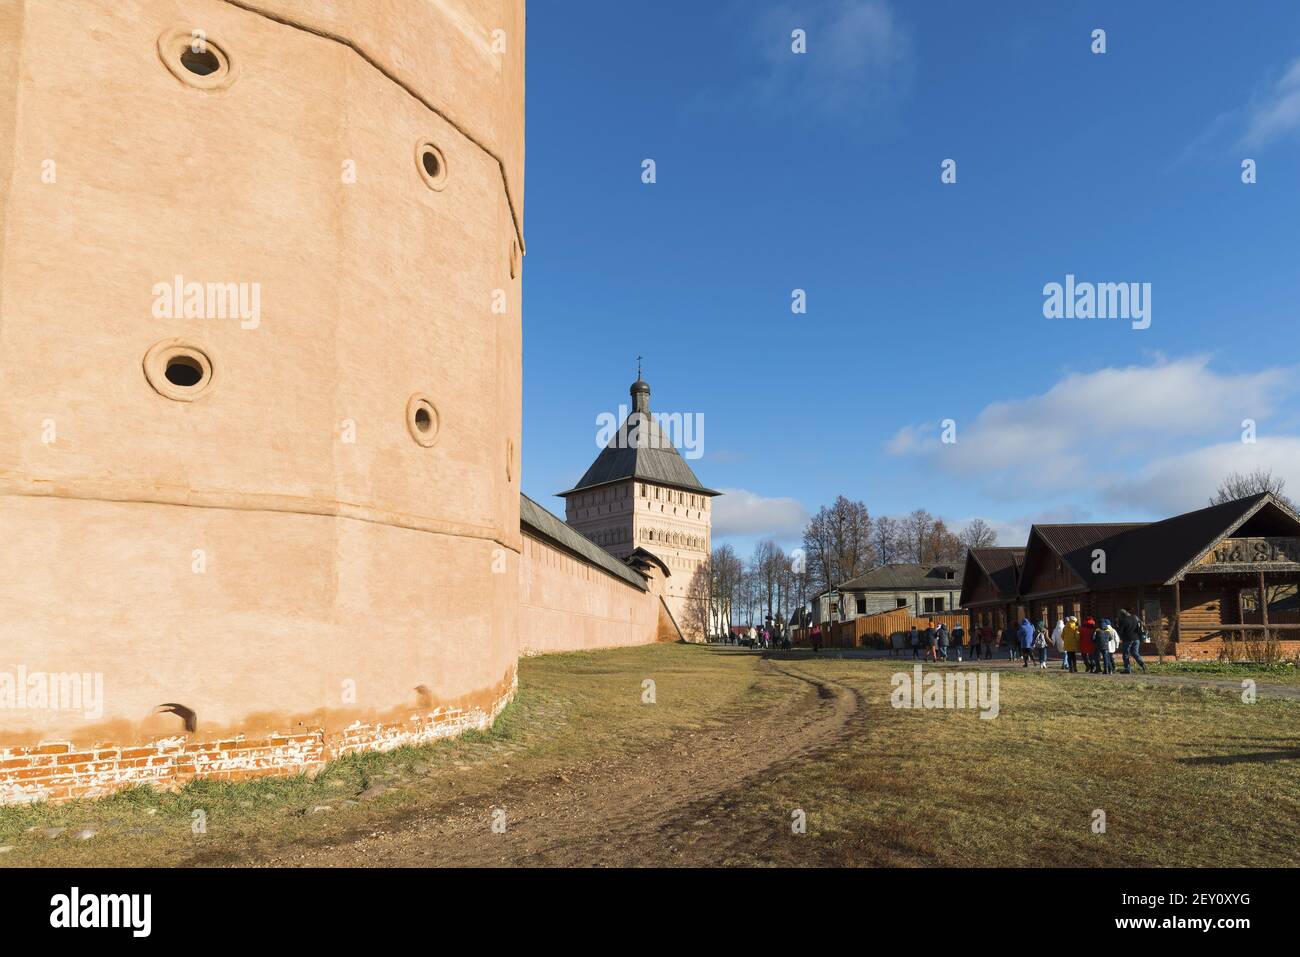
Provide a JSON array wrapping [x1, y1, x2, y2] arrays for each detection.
[[960, 547, 1025, 605], [519, 494, 647, 590], [558, 378, 719, 497], [1025, 523, 1147, 592], [1019, 493, 1300, 594], [838, 563, 963, 591]]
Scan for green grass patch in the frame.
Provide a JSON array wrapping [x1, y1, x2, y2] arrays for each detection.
[[1142, 659, 1300, 685]]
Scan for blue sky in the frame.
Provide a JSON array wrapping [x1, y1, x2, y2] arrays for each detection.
[[520, 0, 1300, 557]]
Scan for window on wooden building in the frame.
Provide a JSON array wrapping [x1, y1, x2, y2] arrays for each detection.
[[1241, 584, 1299, 614]]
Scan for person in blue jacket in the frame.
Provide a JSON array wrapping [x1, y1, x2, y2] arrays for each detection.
[[1018, 617, 1036, 668]]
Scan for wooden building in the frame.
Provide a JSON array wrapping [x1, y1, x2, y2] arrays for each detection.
[[1012, 493, 1300, 659], [835, 563, 963, 619], [959, 547, 1026, 633]]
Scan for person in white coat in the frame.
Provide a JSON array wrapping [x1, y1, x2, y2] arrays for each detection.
[[1051, 617, 1066, 669]]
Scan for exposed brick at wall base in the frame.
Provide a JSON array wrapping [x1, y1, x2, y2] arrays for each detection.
[[0, 677, 515, 806], [1166, 639, 1300, 661]]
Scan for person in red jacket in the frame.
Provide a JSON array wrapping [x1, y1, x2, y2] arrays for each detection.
[[1080, 617, 1098, 673]]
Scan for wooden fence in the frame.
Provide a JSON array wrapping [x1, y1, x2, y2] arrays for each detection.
[[794, 610, 970, 649]]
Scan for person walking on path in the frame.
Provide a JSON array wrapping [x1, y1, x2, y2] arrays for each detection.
[[1062, 616, 1081, 672], [1096, 618, 1120, 674], [1033, 618, 1049, 669], [1116, 608, 1148, 674], [1051, 617, 1066, 669], [936, 623, 950, 662], [910, 625, 920, 659], [1080, 617, 1098, 673], [924, 623, 937, 662], [1018, 617, 1036, 667], [1003, 622, 1018, 661], [952, 622, 965, 662]]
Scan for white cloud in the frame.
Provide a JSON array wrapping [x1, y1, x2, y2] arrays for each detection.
[[750, 0, 913, 118], [712, 488, 809, 538], [888, 356, 1295, 498], [1104, 437, 1300, 515], [1240, 57, 1300, 148]]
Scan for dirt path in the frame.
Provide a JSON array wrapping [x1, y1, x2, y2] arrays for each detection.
[[261, 657, 861, 867]]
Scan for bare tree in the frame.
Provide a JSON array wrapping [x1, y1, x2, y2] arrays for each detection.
[[685, 546, 745, 640], [734, 564, 760, 629], [959, 517, 999, 551], [925, 518, 966, 564], [871, 515, 903, 565], [788, 546, 811, 624], [1210, 469, 1296, 511], [801, 496, 874, 591], [685, 560, 714, 640], [901, 509, 935, 563], [710, 544, 743, 635], [752, 539, 785, 625]]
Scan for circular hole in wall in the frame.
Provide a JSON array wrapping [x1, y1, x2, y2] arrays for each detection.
[[415, 142, 448, 191], [158, 29, 237, 90], [164, 355, 205, 387], [180, 47, 221, 76], [144, 340, 216, 402], [406, 395, 441, 447]]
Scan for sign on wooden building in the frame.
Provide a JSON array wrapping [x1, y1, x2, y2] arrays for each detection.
[[1199, 537, 1300, 569]]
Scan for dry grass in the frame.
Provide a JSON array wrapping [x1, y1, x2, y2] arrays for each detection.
[[0, 646, 767, 867], [738, 659, 1300, 866], [2, 646, 1297, 867]]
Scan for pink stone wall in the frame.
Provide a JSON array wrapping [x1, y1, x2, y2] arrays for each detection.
[[0, 0, 524, 792], [519, 532, 674, 656]]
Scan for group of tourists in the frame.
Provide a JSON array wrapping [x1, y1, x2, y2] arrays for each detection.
[[991, 609, 1149, 674], [907, 622, 970, 661], [720, 624, 792, 651], [905, 610, 1151, 674]]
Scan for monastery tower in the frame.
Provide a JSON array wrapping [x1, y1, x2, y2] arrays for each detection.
[[559, 374, 718, 638]]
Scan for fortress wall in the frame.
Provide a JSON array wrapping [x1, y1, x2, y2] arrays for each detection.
[[519, 531, 673, 656], [230, 0, 526, 239], [0, 0, 523, 801]]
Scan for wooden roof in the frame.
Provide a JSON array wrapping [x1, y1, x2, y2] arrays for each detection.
[[519, 494, 648, 590], [558, 379, 718, 498], [1017, 493, 1300, 597], [838, 563, 962, 592], [959, 546, 1025, 606]]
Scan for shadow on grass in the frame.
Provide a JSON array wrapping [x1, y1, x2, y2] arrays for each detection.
[[1177, 744, 1300, 766]]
